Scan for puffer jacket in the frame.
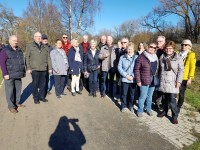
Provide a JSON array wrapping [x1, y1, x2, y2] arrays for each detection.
[[158, 53, 184, 93], [118, 54, 138, 83]]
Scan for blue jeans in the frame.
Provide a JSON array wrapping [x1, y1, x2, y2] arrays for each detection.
[[138, 85, 155, 113], [121, 82, 136, 109], [89, 70, 98, 93], [100, 71, 108, 96]]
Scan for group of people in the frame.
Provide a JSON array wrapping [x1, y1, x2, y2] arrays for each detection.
[[0, 32, 196, 125]]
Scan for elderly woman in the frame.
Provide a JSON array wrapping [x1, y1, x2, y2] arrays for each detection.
[[158, 41, 184, 124], [118, 42, 138, 113], [50, 39, 68, 99], [68, 39, 84, 96], [84, 39, 100, 97], [134, 43, 159, 117], [177, 39, 196, 112]]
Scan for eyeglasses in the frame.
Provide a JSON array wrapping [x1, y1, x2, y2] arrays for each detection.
[[181, 44, 189, 47], [149, 46, 157, 49], [62, 37, 68, 39], [121, 42, 127, 44]]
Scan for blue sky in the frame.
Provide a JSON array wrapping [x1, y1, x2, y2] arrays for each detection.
[[0, 0, 178, 34]]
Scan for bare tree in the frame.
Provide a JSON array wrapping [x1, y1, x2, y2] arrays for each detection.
[[60, 0, 101, 39]]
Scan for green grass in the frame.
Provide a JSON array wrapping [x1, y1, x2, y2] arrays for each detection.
[[0, 70, 2, 84]]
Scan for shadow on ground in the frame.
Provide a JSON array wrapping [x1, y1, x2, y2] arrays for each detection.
[[19, 83, 32, 104], [49, 116, 86, 150]]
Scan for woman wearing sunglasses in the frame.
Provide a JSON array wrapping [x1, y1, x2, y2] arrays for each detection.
[[177, 39, 196, 112]]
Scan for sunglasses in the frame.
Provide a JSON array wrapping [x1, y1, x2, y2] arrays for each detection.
[[62, 37, 68, 39], [181, 44, 189, 46], [121, 42, 127, 44], [149, 46, 157, 49]]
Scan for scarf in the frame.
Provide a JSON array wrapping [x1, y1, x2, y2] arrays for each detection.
[[74, 46, 82, 62], [143, 51, 158, 62], [162, 52, 176, 71], [179, 50, 189, 60], [82, 42, 89, 54]]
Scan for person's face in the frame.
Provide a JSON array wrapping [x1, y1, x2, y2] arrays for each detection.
[[83, 37, 88, 43], [139, 43, 144, 50], [107, 37, 113, 46], [56, 40, 62, 49], [42, 39, 48, 45], [157, 38, 165, 49], [62, 35, 68, 42], [181, 43, 191, 51], [101, 36, 106, 44], [121, 40, 128, 49], [127, 46, 134, 55], [165, 46, 174, 55], [73, 40, 79, 47], [147, 44, 157, 54], [90, 42, 97, 50], [34, 33, 42, 43], [9, 36, 18, 48]]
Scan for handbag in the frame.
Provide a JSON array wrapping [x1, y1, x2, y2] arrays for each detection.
[[117, 56, 135, 86]]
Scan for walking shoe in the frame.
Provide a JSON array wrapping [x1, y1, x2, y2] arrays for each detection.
[[34, 100, 40, 104], [71, 92, 76, 96], [61, 92, 67, 96], [158, 112, 165, 118], [93, 92, 97, 97], [121, 108, 128, 113], [57, 95, 62, 99], [137, 112, 143, 117], [9, 108, 18, 114], [130, 108, 135, 114], [101, 95, 106, 98], [17, 104, 26, 108], [172, 118, 178, 124], [76, 91, 82, 95], [147, 111, 153, 116], [47, 91, 51, 95], [89, 92, 93, 96], [39, 98, 48, 102]]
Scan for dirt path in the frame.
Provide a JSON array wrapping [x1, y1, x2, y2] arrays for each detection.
[[0, 75, 176, 150]]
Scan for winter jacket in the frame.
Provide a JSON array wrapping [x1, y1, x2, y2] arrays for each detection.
[[99, 45, 117, 72], [25, 42, 52, 71], [0, 47, 8, 76], [2, 45, 25, 79], [158, 53, 184, 93], [134, 53, 158, 86], [177, 50, 196, 80], [84, 49, 100, 73], [118, 54, 138, 83], [50, 48, 69, 75], [68, 46, 84, 75]]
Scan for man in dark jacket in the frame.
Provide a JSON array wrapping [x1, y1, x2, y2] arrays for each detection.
[[41, 34, 54, 95], [0, 35, 26, 114], [25, 32, 52, 104]]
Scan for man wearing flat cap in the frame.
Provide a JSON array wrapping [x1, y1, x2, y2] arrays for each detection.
[[177, 39, 196, 112]]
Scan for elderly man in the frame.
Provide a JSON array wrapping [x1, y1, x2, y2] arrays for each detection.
[[99, 36, 117, 98], [156, 36, 166, 58], [97, 35, 107, 50], [177, 39, 196, 112], [25, 32, 52, 104], [62, 33, 72, 55], [0, 35, 26, 113]]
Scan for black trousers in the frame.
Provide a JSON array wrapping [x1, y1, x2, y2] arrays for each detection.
[[177, 80, 187, 109], [162, 93, 179, 119], [31, 71, 47, 101], [54, 75, 66, 96]]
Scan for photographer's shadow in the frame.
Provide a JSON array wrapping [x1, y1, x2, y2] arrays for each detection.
[[19, 82, 32, 104], [49, 116, 86, 150]]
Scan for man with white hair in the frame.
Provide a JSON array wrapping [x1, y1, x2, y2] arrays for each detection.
[[26, 32, 52, 104], [99, 36, 117, 98], [97, 35, 107, 50], [156, 36, 166, 58], [177, 39, 196, 112], [0, 35, 26, 113]]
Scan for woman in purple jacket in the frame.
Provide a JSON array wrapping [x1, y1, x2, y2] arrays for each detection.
[[134, 43, 159, 117]]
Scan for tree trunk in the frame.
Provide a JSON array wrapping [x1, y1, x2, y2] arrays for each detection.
[[69, 0, 72, 40], [76, 0, 85, 36]]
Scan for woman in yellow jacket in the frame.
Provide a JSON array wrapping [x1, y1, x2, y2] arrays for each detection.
[[177, 39, 196, 111]]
